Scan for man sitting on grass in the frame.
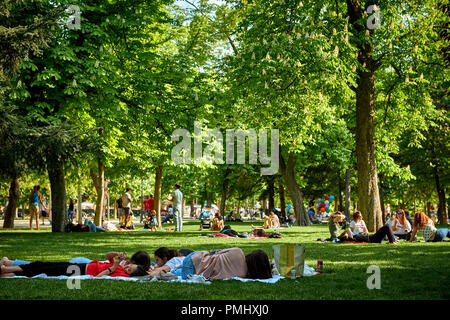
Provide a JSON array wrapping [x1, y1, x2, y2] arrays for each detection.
[[328, 211, 352, 242]]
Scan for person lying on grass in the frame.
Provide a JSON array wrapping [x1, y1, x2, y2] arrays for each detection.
[[0, 252, 150, 278], [180, 248, 273, 280], [338, 211, 399, 244], [147, 247, 195, 277], [409, 211, 450, 242]]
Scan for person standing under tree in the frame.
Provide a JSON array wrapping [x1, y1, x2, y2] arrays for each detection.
[[167, 184, 183, 232], [142, 194, 155, 223], [68, 198, 74, 222], [29, 186, 47, 230], [41, 196, 49, 225], [121, 188, 132, 229]]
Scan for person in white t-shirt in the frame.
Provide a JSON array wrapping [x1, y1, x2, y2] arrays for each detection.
[[148, 247, 191, 276], [349, 211, 369, 236], [389, 209, 412, 240], [341, 210, 398, 244], [270, 211, 280, 228]]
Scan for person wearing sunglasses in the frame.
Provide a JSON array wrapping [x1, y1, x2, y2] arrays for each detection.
[[389, 209, 412, 240]]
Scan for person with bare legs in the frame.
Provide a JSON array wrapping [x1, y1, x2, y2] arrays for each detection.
[[29, 185, 47, 230]]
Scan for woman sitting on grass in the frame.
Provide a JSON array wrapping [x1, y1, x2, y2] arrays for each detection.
[[251, 211, 278, 230], [210, 212, 224, 231], [409, 211, 450, 242], [180, 247, 272, 280], [389, 209, 412, 240], [0, 251, 150, 278], [339, 211, 398, 244]]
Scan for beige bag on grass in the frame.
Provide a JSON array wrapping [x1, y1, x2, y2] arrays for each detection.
[[272, 244, 305, 278]]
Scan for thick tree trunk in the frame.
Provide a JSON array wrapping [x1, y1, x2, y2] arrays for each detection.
[[262, 198, 267, 217], [154, 165, 163, 227], [434, 165, 448, 224], [338, 172, 344, 212], [280, 152, 310, 226], [245, 199, 248, 216], [3, 177, 19, 229], [103, 179, 109, 224], [220, 169, 229, 216], [278, 177, 286, 219], [77, 182, 83, 224], [379, 173, 385, 222], [47, 156, 67, 232], [347, 1, 383, 232], [190, 200, 195, 218], [206, 185, 212, 208], [90, 159, 105, 226], [268, 176, 275, 213]]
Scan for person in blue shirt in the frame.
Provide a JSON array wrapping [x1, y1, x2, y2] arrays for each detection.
[[29, 186, 48, 230]]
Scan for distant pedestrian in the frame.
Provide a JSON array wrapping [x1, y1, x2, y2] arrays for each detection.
[[41, 196, 50, 225], [29, 186, 47, 230], [142, 194, 155, 223], [167, 184, 183, 231], [121, 188, 132, 229], [68, 198, 74, 222]]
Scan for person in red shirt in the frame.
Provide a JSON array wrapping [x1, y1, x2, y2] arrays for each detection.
[[142, 195, 155, 223], [1, 252, 149, 278]]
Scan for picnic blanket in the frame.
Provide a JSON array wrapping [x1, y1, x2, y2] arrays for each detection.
[[206, 233, 280, 239], [3, 263, 317, 283], [5, 273, 285, 284]]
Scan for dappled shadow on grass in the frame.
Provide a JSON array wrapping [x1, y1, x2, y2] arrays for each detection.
[[1, 223, 449, 300]]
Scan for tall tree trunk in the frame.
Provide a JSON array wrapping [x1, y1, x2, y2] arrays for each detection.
[[190, 200, 195, 217], [206, 185, 212, 207], [3, 177, 19, 229], [434, 165, 448, 224], [220, 169, 230, 216], [103, 179, 109, 224], [267, 176, 275, 213], [90, 159, 105, 226], [77, 182, 83, 224], [262, 197, 267, 217], [237, 199, 241, 217], [245, 199, 248, 216], [338, 172, 344, 212], [347, 0, 383, 232], [47, 156, 67, 232], [280, 152, 310, 226], [379, 173, 385, 222], [154, 165, 163, 227], [278, 177, 286, 219]]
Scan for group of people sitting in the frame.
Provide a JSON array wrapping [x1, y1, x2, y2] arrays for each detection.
[[327, 209, 450, 243], [0, 246, 275, 281]]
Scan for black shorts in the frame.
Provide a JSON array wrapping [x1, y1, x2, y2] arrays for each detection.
[[14, 262, 87, 277]]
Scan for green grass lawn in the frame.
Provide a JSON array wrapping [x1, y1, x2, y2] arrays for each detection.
[[0, 219, 449, 300]]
